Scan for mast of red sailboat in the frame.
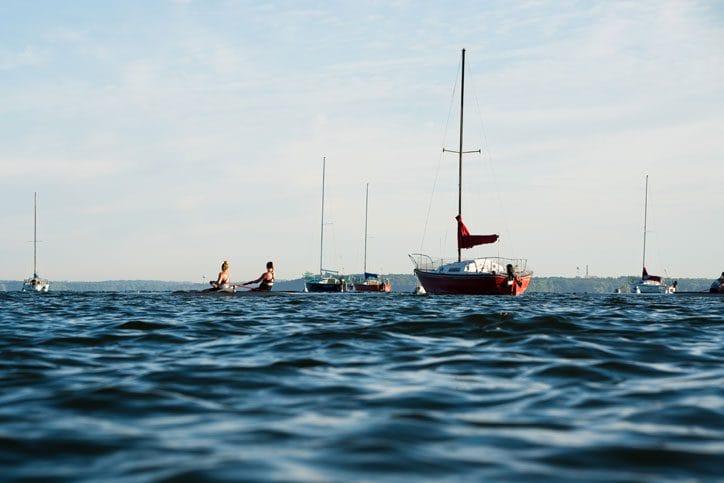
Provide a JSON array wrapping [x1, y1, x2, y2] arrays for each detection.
[[443, 49, 484, 262], [457, 49, 465, 262]]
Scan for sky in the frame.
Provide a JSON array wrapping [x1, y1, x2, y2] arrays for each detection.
[[1, 0, 722, 282]]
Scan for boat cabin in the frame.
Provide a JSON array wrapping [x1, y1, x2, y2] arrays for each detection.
[[437, 258, 507, 274]]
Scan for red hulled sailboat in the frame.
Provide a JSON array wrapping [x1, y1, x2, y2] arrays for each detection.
[[353, 183, 392, 293], [409, 49, 532, 295]]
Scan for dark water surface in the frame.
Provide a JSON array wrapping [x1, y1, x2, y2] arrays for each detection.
[[1, 292, 722, 482]]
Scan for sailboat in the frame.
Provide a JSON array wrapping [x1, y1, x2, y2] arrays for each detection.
[[353, 183, 391, 293], [632, 175, 676, 294], [305, 156, 347, 293], [22, 192, 50, 293], [409, 49, 532, 295]]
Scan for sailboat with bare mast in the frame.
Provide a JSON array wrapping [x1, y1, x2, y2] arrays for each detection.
[[22, 192, 50, 293], [632, 175, 676, 294], [409, 49, 532, 295], [305, 156, 346, 292], [354, 183, 391, 292]]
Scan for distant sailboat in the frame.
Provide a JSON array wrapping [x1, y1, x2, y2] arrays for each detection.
[[305, 156, 347, 293], [353, 183, 391, 293], [632, 175, 676, 294], [22, 192, 49, 293], [409, 49, 532, 295]]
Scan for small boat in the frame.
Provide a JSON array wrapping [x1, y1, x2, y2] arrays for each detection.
[[353, 184, 391, 293], [409, 49, 532, 295], [305, 156, 347, 293], [632, 175, 676, 294], [305, 274, 347, 293], [22, 192, 49, 293]]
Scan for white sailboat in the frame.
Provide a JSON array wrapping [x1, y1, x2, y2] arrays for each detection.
[[632, 176, 675, 294], [22, 192, 50, 293]]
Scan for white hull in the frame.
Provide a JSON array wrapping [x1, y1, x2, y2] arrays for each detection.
[[23, 278, 49, 293], [632, 280, 675, 294]]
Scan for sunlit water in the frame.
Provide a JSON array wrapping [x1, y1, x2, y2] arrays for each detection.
[[1, 291, 722, 482]]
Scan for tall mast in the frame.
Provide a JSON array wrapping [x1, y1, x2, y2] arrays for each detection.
[[442, 49, 479, 262], [363, 183, 369, 274], [457, 48, 465, 262], [33, 192, 38, 277], [319, 156, 326, 277], [642, 175, 648, 271]]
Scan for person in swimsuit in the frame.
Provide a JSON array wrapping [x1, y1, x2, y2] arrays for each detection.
[[210, 260, 231, 290], [246, 261, 275, 291], [506, 263, 522, 287]]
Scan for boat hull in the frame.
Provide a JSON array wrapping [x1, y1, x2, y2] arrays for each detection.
[[632, 281, 675, 294], [354, 282, 391, 293], [305, 281, 345, 293], [414, 269, 531, 295], [23, 278, 49, 293]]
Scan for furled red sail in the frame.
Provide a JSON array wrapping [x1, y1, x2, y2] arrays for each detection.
[[642, 267, 662, 282], [456, 215, 498, 249]]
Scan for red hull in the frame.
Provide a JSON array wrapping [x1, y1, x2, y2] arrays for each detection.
[[414, 269, 531, 295], [354, 282, 392, 293]]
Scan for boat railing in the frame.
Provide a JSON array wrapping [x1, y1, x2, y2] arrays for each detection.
[[409, 253, 529, 274]]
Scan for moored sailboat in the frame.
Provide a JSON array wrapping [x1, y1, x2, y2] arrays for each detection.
[[353, 183, 391, 293], [409, 49, 532, 295], [632, 175, 676, 294], [305, 156, 347, 293], [22, 192, 50, 293]]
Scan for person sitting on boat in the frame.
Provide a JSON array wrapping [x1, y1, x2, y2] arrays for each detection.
[[710, 272, 724, 293], [245, 261, 275, 291], [210, 260, 231, 290], [506, 264, 522, 287]]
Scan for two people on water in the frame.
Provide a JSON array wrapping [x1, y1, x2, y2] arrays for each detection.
[[710, 272, 724, 293], [209, 260, 274, 292]]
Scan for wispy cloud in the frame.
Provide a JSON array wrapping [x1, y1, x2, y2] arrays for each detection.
[[0, 45, 47, 70]]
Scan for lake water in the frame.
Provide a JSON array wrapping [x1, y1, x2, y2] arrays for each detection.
[[1, 291, 722, 482]]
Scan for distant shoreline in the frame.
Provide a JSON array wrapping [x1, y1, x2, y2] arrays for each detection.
[[0, 276, 713, 294]]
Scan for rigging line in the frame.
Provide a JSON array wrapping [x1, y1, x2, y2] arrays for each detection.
[[329, 222, 345, 275], [420, 56, 462, 252], [468, 61, 517, 259]]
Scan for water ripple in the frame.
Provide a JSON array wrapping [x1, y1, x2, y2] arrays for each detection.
[[0, 291, 722, 481]]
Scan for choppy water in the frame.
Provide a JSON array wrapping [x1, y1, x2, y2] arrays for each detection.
[[1, 291, 722, 482]]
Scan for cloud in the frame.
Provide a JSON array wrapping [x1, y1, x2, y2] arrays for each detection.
[[0, 45, 47, 70]]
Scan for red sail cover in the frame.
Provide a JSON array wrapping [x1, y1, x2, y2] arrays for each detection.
[[456, 215, 498, 249], [642, 267, 662, 282]]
